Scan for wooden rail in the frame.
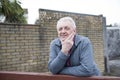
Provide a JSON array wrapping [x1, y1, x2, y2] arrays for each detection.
[[0, 71, 120, 80]]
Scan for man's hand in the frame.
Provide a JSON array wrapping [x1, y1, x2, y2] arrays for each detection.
[[61, 32, 75, 55]]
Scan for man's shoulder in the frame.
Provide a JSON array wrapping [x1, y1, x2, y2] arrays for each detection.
[[51, 38, 59, 43], [76, 34, 91, 43], [76, 34, 89, 40], [50, 38, 61, 46]]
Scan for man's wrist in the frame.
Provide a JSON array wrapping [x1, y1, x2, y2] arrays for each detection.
[[61, 49, 69, 55]]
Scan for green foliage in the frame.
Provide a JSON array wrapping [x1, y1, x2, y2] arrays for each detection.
[[0, 0, 27, 24]]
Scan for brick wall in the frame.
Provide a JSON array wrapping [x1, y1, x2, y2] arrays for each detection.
[[0, 23, 48, 72], [0, 9, 106, 74], [38, 9, 106, 73]]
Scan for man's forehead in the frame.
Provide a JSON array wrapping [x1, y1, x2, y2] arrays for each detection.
[[57, 22, 72, 28]]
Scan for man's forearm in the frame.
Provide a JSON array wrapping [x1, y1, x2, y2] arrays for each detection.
[[59, 64, 97, 76], [48, 51, 69, 74]]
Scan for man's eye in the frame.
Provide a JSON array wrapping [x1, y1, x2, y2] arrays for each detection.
[[59, 28, 62, 31], [65, 27, 70, 30]]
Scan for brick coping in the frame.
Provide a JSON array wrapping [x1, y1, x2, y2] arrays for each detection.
[[0, 71, 120, 80]]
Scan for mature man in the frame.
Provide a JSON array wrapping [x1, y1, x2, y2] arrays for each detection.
[[48, 17, 100, 76]]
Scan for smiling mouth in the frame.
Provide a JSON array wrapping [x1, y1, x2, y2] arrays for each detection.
[[61, 35, 67, 38]]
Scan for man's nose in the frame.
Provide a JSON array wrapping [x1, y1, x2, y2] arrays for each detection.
[[61, 29, 66, 33]]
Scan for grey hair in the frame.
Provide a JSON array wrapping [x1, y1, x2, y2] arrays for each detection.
[[56, 17, 76, 29]]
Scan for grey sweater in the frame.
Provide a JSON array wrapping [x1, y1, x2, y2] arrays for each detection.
[[48, 34, 100, 76]]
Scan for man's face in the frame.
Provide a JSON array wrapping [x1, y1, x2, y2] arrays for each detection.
[[57, 22, 76, 41]]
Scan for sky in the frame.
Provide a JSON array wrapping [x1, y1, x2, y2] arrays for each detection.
[[20, 0, 120, 25]]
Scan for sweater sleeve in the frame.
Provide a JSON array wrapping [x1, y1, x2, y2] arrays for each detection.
[[48, 40, 70, 74]]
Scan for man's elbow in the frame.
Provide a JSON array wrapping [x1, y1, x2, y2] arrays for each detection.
[[49, 69, 59, 74], [86, 68, 100, 76], [48, 66, 59, 74]]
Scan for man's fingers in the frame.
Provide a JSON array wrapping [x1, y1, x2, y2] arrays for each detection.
[[66, 32, 75, 41]]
